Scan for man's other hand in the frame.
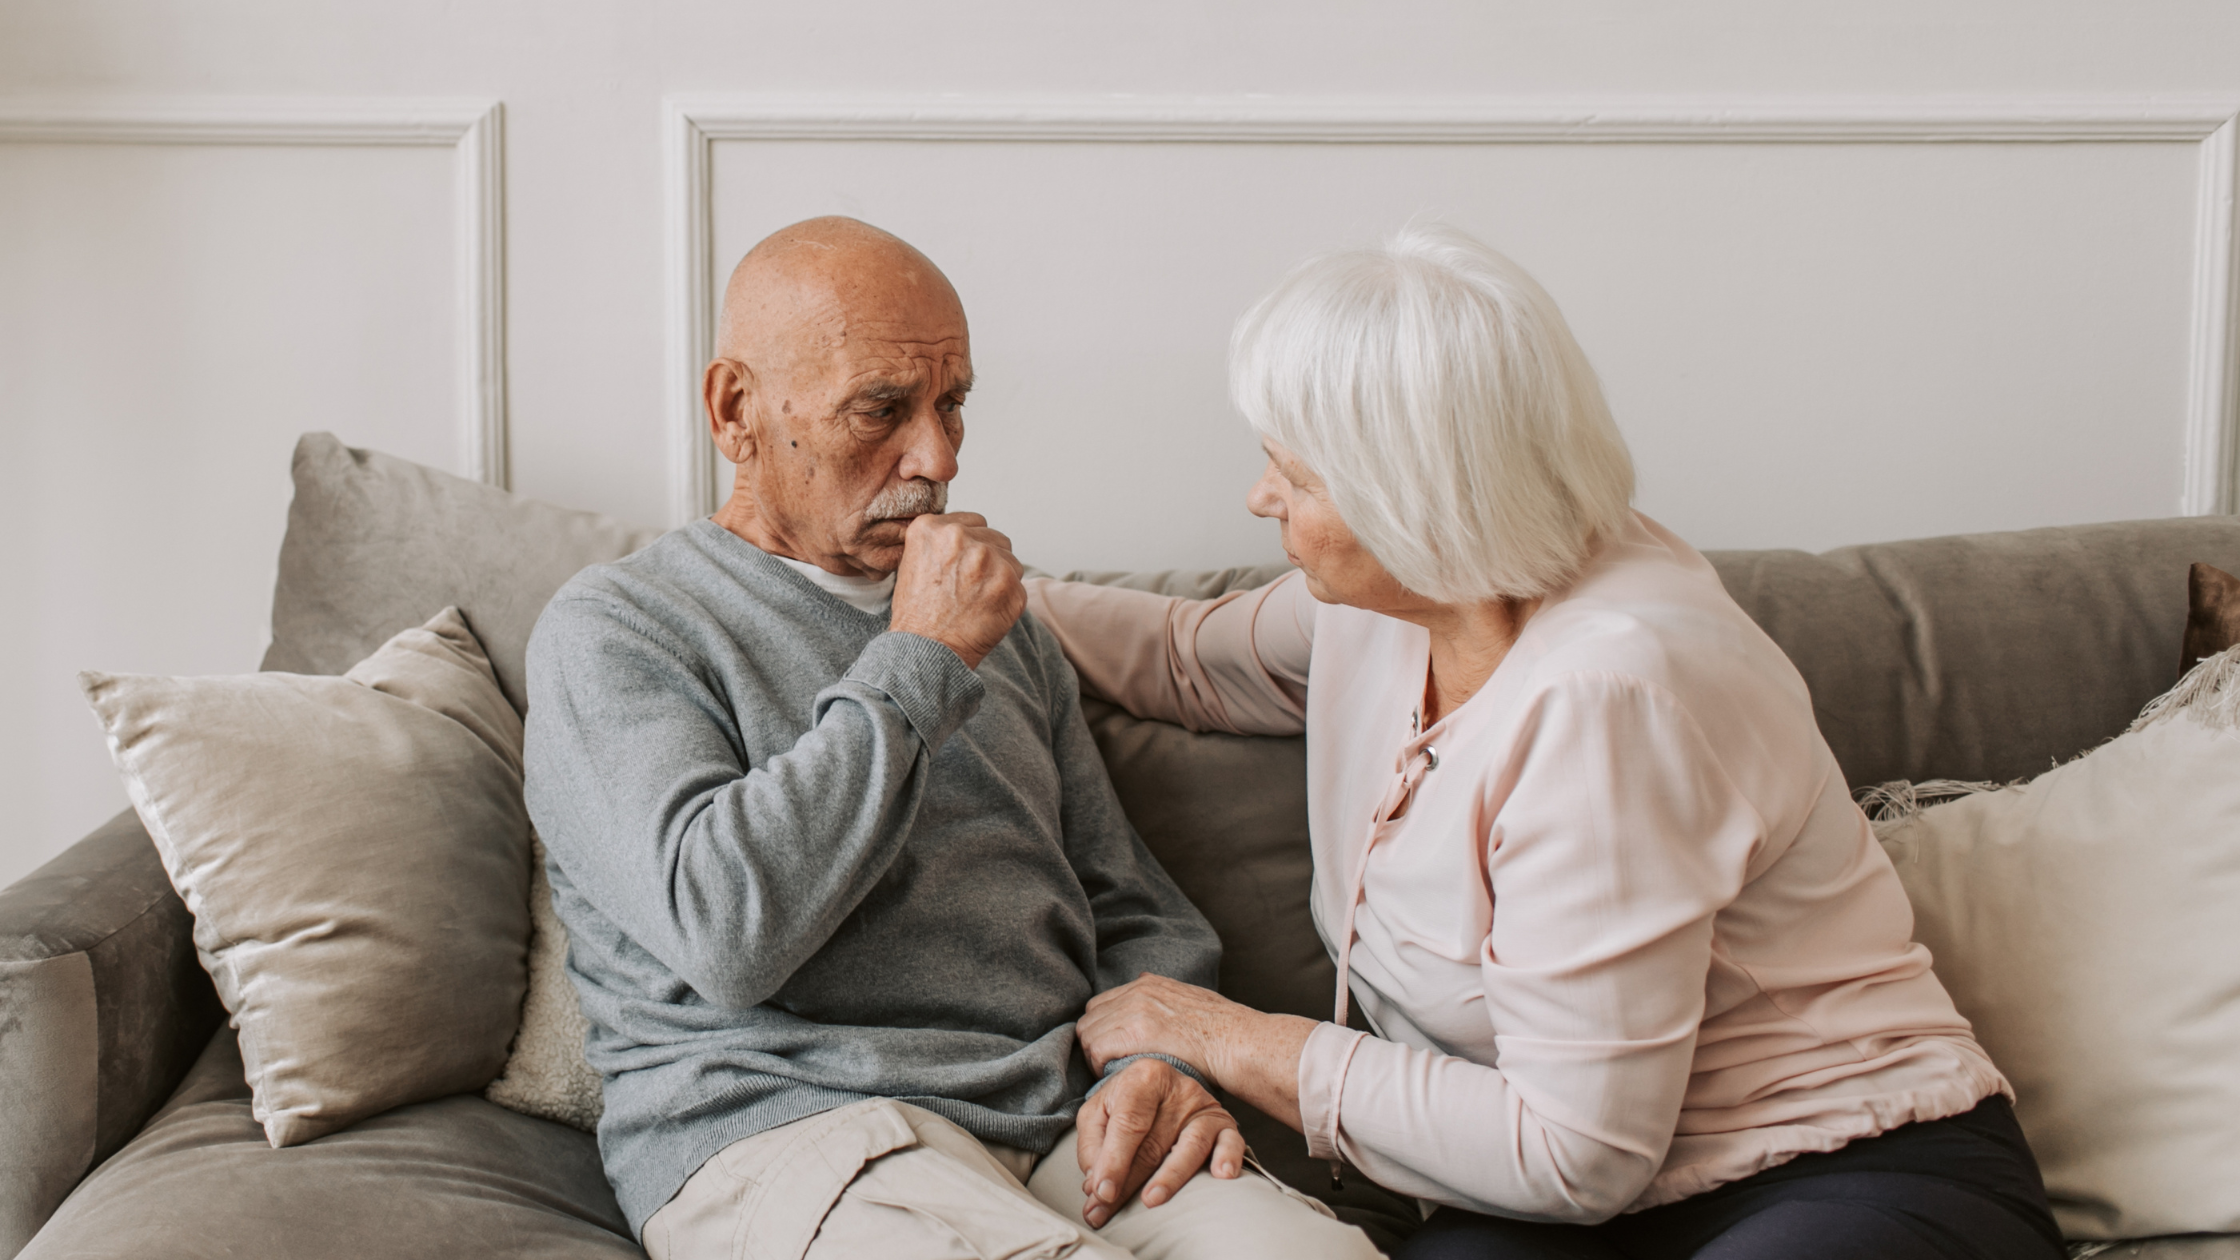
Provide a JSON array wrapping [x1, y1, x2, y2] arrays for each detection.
[[1074, 1057, 1244, 1228], [889, 512, 1025, 669]]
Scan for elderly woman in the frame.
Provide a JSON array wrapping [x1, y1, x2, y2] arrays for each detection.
[[1025, 226, 2063, 1260]]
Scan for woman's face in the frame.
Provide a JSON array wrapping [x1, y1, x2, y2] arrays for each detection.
[[1247, 438, 1424, 615]]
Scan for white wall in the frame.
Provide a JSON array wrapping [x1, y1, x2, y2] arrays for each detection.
[[707, 129, 2200, 569], [5, 0, 2239, 885]]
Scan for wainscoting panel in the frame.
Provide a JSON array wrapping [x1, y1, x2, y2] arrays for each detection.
[[668, 96, 2235, 576], [0, 101, 501, 888]]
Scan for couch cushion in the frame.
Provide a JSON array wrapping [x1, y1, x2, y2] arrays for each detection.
[[262, 433, 661, 713], [1074, 518, 2240, 794], [22, 1028, 638, 1260], [1705, 516, 2240, 788], [1059, 562, 1323, 1023]]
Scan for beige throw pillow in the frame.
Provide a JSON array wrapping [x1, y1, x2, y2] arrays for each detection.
[[80, 608, 531, 1147], [483, 832, 604, 1132], [1870, 646, 2240, 1240]]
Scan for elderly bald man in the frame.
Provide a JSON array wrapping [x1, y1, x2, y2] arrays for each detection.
[[522, 218, 1374, 1260]]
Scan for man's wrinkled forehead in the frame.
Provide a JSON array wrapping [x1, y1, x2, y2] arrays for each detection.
[[811, 315, 971, 400], [744, 291, 966, 391], [831, 310, 970, 354], [836, 352, 975, 407]]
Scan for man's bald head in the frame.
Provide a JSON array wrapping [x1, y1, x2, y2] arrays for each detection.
[[715, 216, 964, 368], [703, 218, 974, 578]]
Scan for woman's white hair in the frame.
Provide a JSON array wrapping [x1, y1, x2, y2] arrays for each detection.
[[1230, 223, 1636, 603]]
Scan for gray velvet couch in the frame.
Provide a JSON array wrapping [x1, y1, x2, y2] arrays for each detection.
[[6, 432, 2240, 1259]]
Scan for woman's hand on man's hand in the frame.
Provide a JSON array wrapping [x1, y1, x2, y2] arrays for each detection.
[[1074, 1058, 1243, 1227], [1080, 973, 1320, 1133], [1079, 972, 1250, 1079]]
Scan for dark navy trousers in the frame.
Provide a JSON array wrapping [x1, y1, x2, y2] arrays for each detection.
[[1393, 1096, 2065, 1260]]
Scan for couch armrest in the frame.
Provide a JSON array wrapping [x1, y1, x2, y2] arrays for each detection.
[[0, 810, 222, 1258]]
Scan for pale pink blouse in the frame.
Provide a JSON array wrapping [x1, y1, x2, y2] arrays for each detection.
[[1025, 513, 2006, 1222]]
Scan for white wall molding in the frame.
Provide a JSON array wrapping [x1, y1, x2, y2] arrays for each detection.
[[664, 93, 2240, 525], [0, 98, 509, 487], [2185, 116, 2240, 519], [665, 97, 718, 528]]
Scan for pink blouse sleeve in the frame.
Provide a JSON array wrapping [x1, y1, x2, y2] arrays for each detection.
[[1022, 571, 1315, 736], [1297, 672, 1781, 1222]]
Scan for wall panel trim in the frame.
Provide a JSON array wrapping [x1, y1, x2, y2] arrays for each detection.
[[0, 98, 509, 488], [2186, 117, 2240, 520], [664, 94, 2240, 526]]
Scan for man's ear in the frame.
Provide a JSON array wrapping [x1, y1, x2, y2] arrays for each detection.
[[704, 357, 759, 464]]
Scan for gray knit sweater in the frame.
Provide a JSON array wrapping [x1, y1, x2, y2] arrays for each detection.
[[522, 521, 1220, 1233]]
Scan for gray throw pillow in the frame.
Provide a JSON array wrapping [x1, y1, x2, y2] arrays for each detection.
[[261, 433, 662, 713], [81, 609, 532, 1146]]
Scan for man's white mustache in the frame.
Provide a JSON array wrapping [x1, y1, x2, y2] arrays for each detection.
[[865, 480, 948, 520]]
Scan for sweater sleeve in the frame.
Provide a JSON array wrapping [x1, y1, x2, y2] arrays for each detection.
[[1023, 572, 1316, 736], [1027, 615, 1223, 997], [1297, 673, 1768, 1223], [523, 593, 984, 1013]]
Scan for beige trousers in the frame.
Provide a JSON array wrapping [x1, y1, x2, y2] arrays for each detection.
[[641, 1098, 1380, 1260]]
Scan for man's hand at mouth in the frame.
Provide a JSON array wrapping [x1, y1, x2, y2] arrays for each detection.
[[1074, 1057, 1245, 1228], [889, 511, 1026, 669]]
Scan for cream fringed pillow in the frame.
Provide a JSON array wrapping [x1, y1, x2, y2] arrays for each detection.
[[80, 608, 531, 1147], [1869, 646, 2240, 1241], [483, 832, 603, 1131]]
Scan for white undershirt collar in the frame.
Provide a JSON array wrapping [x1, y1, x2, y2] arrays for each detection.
[[772, 554, 896, 616]]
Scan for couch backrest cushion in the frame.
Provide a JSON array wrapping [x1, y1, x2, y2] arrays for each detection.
[[1707, 517, 2240, 788], [1074, 521, 2240, 804], [1057, 564, 1318, 1021], [262, 434, 662, 712]]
